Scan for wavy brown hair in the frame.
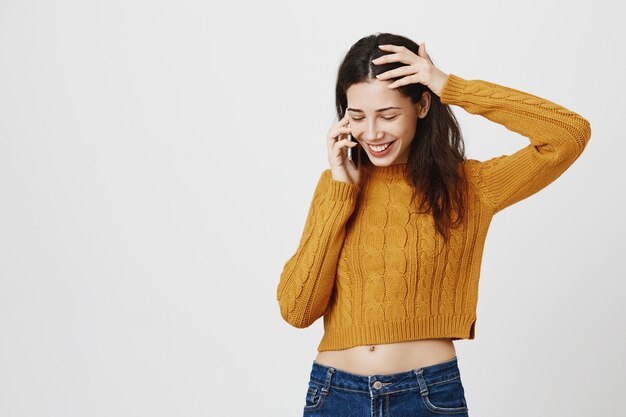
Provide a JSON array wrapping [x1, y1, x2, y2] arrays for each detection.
[[335, 32, 469, 245]]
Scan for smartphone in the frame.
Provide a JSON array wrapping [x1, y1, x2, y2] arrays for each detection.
[[347, 134, 360, 170]]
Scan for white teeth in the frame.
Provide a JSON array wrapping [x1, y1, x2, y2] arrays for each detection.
[[369, 142, 392, 152]]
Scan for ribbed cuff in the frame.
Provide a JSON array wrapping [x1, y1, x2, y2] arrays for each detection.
[[328, 178, 360, 201], [440, 73, 468, 104]]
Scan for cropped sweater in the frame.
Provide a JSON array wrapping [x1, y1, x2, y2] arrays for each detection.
[[276, 73, 592, 352]]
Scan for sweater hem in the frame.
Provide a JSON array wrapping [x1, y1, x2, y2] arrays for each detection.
[[316, 314, 476, 352]]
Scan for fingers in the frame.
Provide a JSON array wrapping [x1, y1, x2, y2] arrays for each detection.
[[372, 51, 408, 65], [373, 44, 415, 66], [328, 110, 349, 130], [328, 109, 356, 137], [376, 65, 416, 81], [387, 74, 420, 89], [327, 113, 356, 164], [327, 110, 349, 149], [332, 139, 357, 162], [327, 126, 351, 151], [374, 43, 428, 67], [377, 44, 407, 53], [327, 111, 350, 140], [337, 138, 357, 147], [419, 42, 434, 64], [326, 112, 361, 172], [373, 43, 435, 89]]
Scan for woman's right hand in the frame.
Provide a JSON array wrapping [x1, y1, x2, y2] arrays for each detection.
[[326, 111, 361, 186]]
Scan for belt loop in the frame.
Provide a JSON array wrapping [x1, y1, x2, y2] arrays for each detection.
[[414, 368, 429, 396], [321, 366, 335, 394]]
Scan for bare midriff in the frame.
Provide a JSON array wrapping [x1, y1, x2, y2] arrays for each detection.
[[314, 338, 457, 376]]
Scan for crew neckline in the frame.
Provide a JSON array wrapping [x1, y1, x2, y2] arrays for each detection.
[[364, 162, 409, 177]]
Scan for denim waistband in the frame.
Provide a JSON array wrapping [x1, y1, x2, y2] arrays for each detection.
[[309, 356, 461, 395]]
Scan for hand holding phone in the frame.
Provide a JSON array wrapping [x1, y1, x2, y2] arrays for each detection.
[[326, 114, 361, 186]]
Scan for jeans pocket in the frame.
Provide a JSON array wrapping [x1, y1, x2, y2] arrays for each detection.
[[419, 373, 469, 415], [303, 380, 328, 412]]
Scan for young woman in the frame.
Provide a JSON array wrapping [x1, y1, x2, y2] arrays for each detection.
[[276, 32, 591, 417]]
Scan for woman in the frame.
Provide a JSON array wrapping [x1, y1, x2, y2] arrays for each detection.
[[276, 32, 591, 417]]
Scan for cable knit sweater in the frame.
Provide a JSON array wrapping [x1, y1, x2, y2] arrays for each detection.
[[276, 73, 592, 352]]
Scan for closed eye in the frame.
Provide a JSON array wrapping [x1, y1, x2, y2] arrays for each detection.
[[351, 115, 398, 121]]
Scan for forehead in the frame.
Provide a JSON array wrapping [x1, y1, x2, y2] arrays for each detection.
[[346, 80, 409, 110]]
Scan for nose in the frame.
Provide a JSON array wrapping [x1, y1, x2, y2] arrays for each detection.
[[363, 120, 384, 142]]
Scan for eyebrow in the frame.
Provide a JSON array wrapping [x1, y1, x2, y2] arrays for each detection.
[[346, 106, 401, 113]]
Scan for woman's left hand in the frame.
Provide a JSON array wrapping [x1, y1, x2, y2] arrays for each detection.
[[372, 42, 448, 97]]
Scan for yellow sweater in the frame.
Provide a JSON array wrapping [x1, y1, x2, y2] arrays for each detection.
[[276, 73, 592, 352]]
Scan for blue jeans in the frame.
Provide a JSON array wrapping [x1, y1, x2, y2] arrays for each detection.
[[303, 356, 469, 417]]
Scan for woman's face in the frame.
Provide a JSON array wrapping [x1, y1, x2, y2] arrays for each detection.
[[346, 79, 430, 165]]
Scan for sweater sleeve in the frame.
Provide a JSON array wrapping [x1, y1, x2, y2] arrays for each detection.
[[441, 74, 592, 214], [276, 169, 360, 328]]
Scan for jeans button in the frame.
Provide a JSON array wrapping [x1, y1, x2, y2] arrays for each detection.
[[373, 380, 383, 389]]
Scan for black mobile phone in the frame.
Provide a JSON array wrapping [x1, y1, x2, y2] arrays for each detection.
[[347, 134, 360, 170]]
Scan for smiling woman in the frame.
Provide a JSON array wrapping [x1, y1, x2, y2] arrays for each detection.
[[345, 79, 428, 163], [276, 31, 591, 417]]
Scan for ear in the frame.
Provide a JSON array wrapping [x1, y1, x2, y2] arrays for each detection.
[[414, 91, 431, 119]]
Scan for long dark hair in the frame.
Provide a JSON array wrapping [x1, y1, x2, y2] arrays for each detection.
[[335, 32, 469, 244]]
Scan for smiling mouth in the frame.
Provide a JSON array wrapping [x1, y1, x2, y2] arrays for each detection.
[[367, 140, 396, 152]]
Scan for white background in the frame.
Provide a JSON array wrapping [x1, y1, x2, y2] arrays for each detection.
[[1, 1, 624, 416]]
